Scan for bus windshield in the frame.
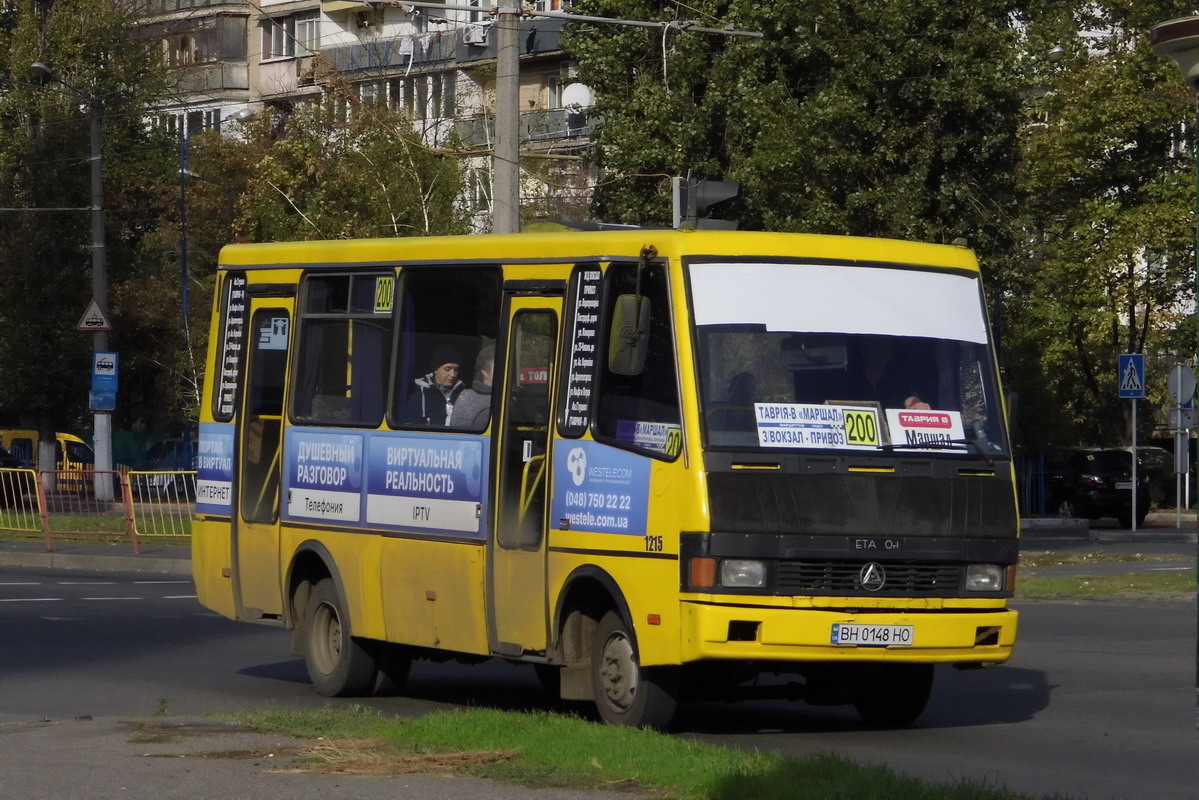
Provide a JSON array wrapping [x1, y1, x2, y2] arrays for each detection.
[[690, 261, 1007, 454]]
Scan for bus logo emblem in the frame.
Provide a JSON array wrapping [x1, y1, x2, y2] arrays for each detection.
[[858, 563, 886, 592]]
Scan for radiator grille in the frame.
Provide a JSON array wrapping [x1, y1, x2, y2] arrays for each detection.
[[776, 561, 963, 596]]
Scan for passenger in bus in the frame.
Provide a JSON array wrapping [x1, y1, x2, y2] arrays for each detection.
[[846, 339, 931, 410], [449, 344, 494, 431], [405, 345, 465, 426]]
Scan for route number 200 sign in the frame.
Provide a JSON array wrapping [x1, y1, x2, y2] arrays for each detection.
[[842, 408, 880, 447]]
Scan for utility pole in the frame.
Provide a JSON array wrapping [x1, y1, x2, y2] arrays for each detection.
[[88, 93, 112, 502], [31, 61, 113, 502], [366, 0, 761, 233], [492, 3, 521, 234]]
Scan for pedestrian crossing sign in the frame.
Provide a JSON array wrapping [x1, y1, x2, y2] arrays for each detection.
[[1118, 354, 1145, 399]]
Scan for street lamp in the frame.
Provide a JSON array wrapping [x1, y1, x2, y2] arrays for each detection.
[[30, 60, 114, 502]]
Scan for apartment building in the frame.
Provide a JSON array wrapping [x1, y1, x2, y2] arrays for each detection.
[[131, 0, 254, 136], [132, 0, 593, 230]]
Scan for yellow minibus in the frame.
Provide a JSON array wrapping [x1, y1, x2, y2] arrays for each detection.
[[193, 229, 1018, 728]]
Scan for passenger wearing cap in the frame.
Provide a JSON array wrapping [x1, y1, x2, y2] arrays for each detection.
[[406, 345, 465, 426]]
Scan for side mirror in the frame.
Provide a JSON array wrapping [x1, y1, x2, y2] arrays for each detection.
[[608, 295, 651, 376]]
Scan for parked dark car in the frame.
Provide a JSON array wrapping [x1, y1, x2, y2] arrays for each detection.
[[135, 438, 197, 497], [1046, 448, 1150, 528], [1131, 446, 1175, 506]]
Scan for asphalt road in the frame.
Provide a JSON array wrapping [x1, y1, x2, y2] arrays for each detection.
[[0, 565, 629, 800], [0, 550, 1196, 800]]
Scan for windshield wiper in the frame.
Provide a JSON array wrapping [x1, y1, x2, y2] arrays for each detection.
[[880, 438, 995, 467]]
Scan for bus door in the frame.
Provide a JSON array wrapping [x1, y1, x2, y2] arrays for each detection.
[[233, 299, 293, 620], [489, 296, 560, 657]]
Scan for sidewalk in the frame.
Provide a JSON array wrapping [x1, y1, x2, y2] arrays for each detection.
[[1021, 510, 1198, 544], [0, 714, 640, 800]]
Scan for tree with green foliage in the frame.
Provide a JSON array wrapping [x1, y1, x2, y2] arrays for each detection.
[[564, 0, 1027, 258], [0, 0, 176, 438], [1003, 1, 1196, 450], [234, 94, 469, 242]]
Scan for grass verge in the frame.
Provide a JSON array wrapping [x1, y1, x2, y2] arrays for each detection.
[[1017, 571, 1194, 599], [1018, 551, 1191, 568], [231, 706, 1075, 800]]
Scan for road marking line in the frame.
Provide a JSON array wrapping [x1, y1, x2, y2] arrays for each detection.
[[135, 580, 191, 585], [0, 582, 41, 586], [82, 597, 142, 601], [58, 581, 116, 586], [163, 595, 198, 599], [0, 598, 63, 602]]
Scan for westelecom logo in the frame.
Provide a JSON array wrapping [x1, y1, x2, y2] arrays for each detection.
[[567, 447, 587, 486]]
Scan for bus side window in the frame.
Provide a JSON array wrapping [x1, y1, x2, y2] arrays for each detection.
[[390, 267, 502, 429], [292, 272, 392, 427], [594, 260, 681, 459]]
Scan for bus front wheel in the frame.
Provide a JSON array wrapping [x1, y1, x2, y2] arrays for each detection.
[[591, 610, 677, 730], [303, 578, 377, 697], [852, 663, 934, 727]]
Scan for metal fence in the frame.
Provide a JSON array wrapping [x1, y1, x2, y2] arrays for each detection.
[[128, 471, 196, 539], [1016, 454, 1049, 518], [0, 469, 196, 554]]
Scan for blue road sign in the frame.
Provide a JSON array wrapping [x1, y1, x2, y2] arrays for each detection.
[[91, 351, 118, 412], [1118, 353, 1145, 399]]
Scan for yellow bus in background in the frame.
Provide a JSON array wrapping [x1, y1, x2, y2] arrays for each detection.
[[192, 230, 1018, 729], [0, 430, 95, 474]]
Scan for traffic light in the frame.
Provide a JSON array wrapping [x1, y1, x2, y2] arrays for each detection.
[[672, 173, 741, 230]]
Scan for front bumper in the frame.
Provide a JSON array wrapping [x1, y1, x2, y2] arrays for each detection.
[[680, 599, 1017, 664]]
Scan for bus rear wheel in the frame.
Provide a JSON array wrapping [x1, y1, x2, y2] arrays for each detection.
[[852, 663, 934, 727], [303, 578, 377, 697], [590, 610, 677, 730]]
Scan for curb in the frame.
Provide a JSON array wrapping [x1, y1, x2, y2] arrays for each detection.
[[1020, 518, 1090, 539], [0, 550, 191, 575], [1090, 531, 1198, 544]]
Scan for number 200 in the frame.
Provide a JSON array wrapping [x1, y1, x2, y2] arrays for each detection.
[[844, 410, 878, 445]]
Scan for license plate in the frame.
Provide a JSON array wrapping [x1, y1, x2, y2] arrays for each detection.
[[831, 623, 914, 647], [1115, 481, 1133, 490]]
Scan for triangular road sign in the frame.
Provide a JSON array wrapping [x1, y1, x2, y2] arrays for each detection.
[[76, 299, 112, 332]]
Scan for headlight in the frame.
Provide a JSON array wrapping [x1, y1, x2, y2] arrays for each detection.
[[965, 564, 1004, 592], [720, 559, 766, 588]]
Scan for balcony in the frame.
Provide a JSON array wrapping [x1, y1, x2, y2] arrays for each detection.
[[258, 58, 306, 97], [123, 0, 244, 15], [174, 61, 250, 93], [455, 108, 589, 149], [324, 32, 454, 73], [456, 18, 564, 62], [320, 17, 566, 75]]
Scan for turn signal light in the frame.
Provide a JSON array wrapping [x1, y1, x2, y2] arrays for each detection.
[[689, 557, 716, 589]]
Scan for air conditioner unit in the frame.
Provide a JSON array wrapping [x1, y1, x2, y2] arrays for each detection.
[[464, 23, 489, 46]]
